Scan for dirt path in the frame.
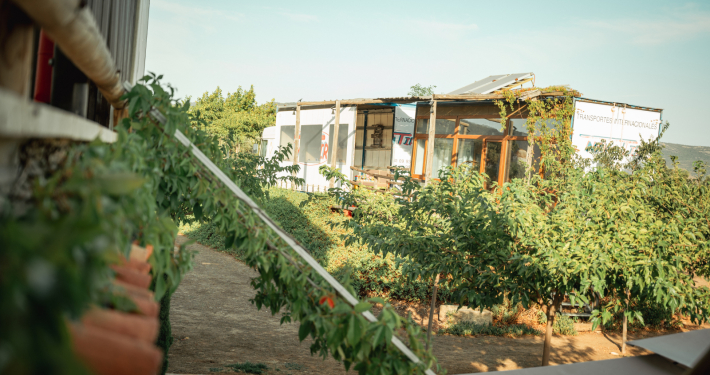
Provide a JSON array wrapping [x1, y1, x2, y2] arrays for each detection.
[[167, 235, 700, 374]]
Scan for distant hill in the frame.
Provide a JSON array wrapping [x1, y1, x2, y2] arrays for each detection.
[[661, 142, 710, 174]]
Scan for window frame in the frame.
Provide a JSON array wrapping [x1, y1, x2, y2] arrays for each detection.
[[410, 115, 529, 186]]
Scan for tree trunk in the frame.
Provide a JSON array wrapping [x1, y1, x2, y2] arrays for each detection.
[[622, 312, 628, 355], [157, 287, 173, 375], [542, 297, 559, 366], [426, 273, 440, 351]]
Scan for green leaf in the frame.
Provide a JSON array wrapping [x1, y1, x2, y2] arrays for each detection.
[[354, 302, 371, 313], [298, 321, 311, 341], [224, 232, 235, 249], [193, 202, 203, 221], [347, 316, 359, 345], [95, 173, 145, 195]]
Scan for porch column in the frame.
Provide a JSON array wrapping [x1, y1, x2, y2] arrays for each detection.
[[425, 100, 437, 183], [292, 104, 301, 190], [329, 100, 341, 189]]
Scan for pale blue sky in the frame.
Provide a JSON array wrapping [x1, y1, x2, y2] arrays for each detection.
[[145, 0, 710, 147]]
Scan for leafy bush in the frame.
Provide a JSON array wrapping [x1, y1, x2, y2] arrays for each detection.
[[181, 188, 450, 302], [439, 322, 540, 337], [537, 312, 578, 336], [600, 300, 679, 331], [225, 362, 268, 374], [491, 298, 523, 324], [553, 315, 578, 336]]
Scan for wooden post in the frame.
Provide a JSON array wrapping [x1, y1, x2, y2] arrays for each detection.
[[329, 100, 341, 188], [0, 5, 34, 97], [424, 101, 437, 183], [292, 105, 301, 190]]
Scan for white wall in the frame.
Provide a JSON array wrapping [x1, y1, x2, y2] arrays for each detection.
[[273, 106, 357, 190]]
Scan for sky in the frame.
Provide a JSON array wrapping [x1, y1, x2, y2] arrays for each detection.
[[144, 0, 710, 147]]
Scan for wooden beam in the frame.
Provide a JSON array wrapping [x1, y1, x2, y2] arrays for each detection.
[[288, 91, 576, 109], [0, 6, 34, 97], [292, 104, 300, 190], [493, 77, 535, 93], [329, 100, 341, 188], [425, 101, 437, 183]]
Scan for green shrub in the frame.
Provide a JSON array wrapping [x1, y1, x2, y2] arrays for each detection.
[[537, 312, 578, 335], [491, 298, 523, 324], [224, 362, 268, 374], [553, 315, 578, 336], [440, 322, 541, 337], [599, 300, 678, 331], [180, 188, 456, 303]]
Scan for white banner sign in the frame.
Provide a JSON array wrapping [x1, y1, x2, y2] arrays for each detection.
[[391, 104, 417, 168], [572, 100, 661, 161]]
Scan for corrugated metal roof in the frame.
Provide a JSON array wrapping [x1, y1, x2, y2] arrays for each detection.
[[627, 328, 710, 368], [457, 355, 684, 375], [448, 73, 534, 95]]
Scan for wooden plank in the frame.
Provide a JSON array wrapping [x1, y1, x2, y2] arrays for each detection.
[[329, 100, 341, 188], [0, 14, 34, 96], [425, 101, 437, 183], [350, 106, 359, 175]]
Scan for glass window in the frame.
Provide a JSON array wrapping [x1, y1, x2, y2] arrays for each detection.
[[414, 139, 425, 175], [416, 119, 428, 134], [510, 119, 528, 137], [260, 140, 268, 157], [459, 118, 505, 136], [511, 118, 559, 137], [457, 138, 482, 168], [279, 125, 295, 161], [415, 119, 456, 135], [299, 125, 323, 163], [433, 138, 454, 176], [484, 142, 502, 182], [507, 141, 541, 181], [327, 123, 349, 164]]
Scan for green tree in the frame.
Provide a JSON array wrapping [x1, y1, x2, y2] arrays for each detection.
[[123, 76, 439, 374], [408, 84, 437, 97], [326, 87, 710, 367], [189, 85, 276, 155]]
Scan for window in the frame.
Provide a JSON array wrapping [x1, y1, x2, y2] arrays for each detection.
[[484, 142, 502, 183], [414, 139, 425, 175], [327, 123, 349, 164], [510, 118, 558, 137], [279, 125, 295, 161], [459, 118, 504, 136], [457, 138, 482, 168], [299, 125, 323, 163], [415, 119, 456, 134], [411, 113, 538, 186], [259, 140, 268, 157], [432, 138, 454, 176], [506, 141, 541, 181]]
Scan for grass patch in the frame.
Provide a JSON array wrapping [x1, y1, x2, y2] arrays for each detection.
[[440, 322, 541, 337], [284, 362, 304, 370], [224, 361, 268, 374]]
